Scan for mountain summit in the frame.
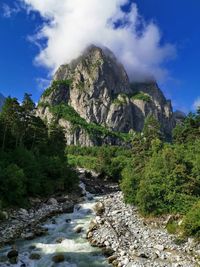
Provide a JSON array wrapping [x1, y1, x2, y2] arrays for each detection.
[[37, 45, 175, 146]]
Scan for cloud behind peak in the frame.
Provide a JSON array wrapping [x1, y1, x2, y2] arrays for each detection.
[[21, 0, 176, 82]]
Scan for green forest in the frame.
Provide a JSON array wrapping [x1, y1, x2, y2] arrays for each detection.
[[0, 94, 78, 208], [67, 112, 200, 238], [0, 94, 200, 238]]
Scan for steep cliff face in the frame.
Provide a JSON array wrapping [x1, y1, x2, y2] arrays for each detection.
[[0, 93, 5, 111], [37, 45, 175, 146]]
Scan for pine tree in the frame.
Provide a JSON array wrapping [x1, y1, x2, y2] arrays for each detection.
[[143, 114, 162, 150], [0, 97, 22, 150]]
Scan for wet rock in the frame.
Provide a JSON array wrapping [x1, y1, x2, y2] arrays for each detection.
[[9, 257, 18, 264], [62, 203, 74, 213], [88, 220, 97, 232], [74, 226, 83, 233], [94, 202, 105, 215], [52, 254, 65, 263], [51, 219, 56, 224], [29, 253, 41, 260], [7, 249, 18, 259], [66, 218, 71, 223], [22, 232, 35, 240], [102, 247, 114, 257], [87, 231, 93, 239], [7, 249, 18, 264], [56, 237, 65, 243], [29, 245, 36, 250], [108, 255, 117, 263], [34, 227, 47, 237]]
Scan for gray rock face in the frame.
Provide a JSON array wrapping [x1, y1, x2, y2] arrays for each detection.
[[0, 93, 5, 111], [37, 45, 175, 146], [173, 110, 186, 125]]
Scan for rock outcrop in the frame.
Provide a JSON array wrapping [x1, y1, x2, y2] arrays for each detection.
[[37, 45, 176, 146]]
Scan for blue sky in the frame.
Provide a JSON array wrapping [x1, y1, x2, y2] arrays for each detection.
[[0, 0, 200, 113]]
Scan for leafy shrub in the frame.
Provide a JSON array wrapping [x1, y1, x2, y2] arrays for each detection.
[[183, 201, 200, 237]]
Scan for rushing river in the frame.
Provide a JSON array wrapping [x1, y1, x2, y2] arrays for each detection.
[[0, 183, 111, 267]]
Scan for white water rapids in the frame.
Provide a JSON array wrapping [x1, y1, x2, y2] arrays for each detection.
[[0, 183, 111, 267]]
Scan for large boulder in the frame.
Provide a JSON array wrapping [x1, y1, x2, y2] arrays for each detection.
[[94, 202, 105, 215]]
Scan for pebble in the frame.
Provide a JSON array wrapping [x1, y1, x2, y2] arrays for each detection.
[[88, 192, 199, 267]]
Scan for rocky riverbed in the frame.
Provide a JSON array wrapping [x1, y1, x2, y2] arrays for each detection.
[[87, 192, 200, 267], [0, 193, 79, 248], [0, 168, 118, 248]]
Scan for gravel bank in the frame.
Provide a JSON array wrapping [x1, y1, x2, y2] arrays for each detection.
[[87, 192, 200, 267]]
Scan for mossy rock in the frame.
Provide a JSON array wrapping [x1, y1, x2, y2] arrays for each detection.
[[52, 254, 65, 263], [29, 253, 41, 260]]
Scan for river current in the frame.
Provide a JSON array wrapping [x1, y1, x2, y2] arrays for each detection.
[[0, 183, 111, 267]]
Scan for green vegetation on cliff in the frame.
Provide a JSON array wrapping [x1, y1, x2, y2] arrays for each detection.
[[42, 80, 72, 98], [50, 103, 131, 142], [131, 92, 151, 102], [112, 91, 151, 106]]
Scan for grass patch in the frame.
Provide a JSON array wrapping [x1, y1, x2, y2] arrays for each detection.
[[131, 92, 151, 102], [113, 94, 128, 106]]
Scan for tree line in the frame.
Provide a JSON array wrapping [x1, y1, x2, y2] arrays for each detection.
[[0, 94, 78, 208], [67, 112, 200, 238]]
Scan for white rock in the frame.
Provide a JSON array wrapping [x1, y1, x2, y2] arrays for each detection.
[[47, 198, 58, 205], [154, 244, 165, 251]]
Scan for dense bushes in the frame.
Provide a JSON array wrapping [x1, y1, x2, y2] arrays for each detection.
[[183, 201, 200, 238], [67, 146, 132, 181], [119, 111, 200, 238]]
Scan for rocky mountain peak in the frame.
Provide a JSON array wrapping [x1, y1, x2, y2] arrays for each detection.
[[37, 45, 176, 146], [54, 45, 131, 96]]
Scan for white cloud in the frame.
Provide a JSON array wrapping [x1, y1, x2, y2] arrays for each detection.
[[36, 77, 51, 92], [193, 97, 200, 111], [21, 0, 176, 82], [1, 3, 20, 18]]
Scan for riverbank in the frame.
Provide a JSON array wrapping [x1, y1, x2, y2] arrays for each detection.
[[0, 168, 118, 250], [0, 181, 113, 266], [88, 192, 200, 267], [0, 191, 81, 248]]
